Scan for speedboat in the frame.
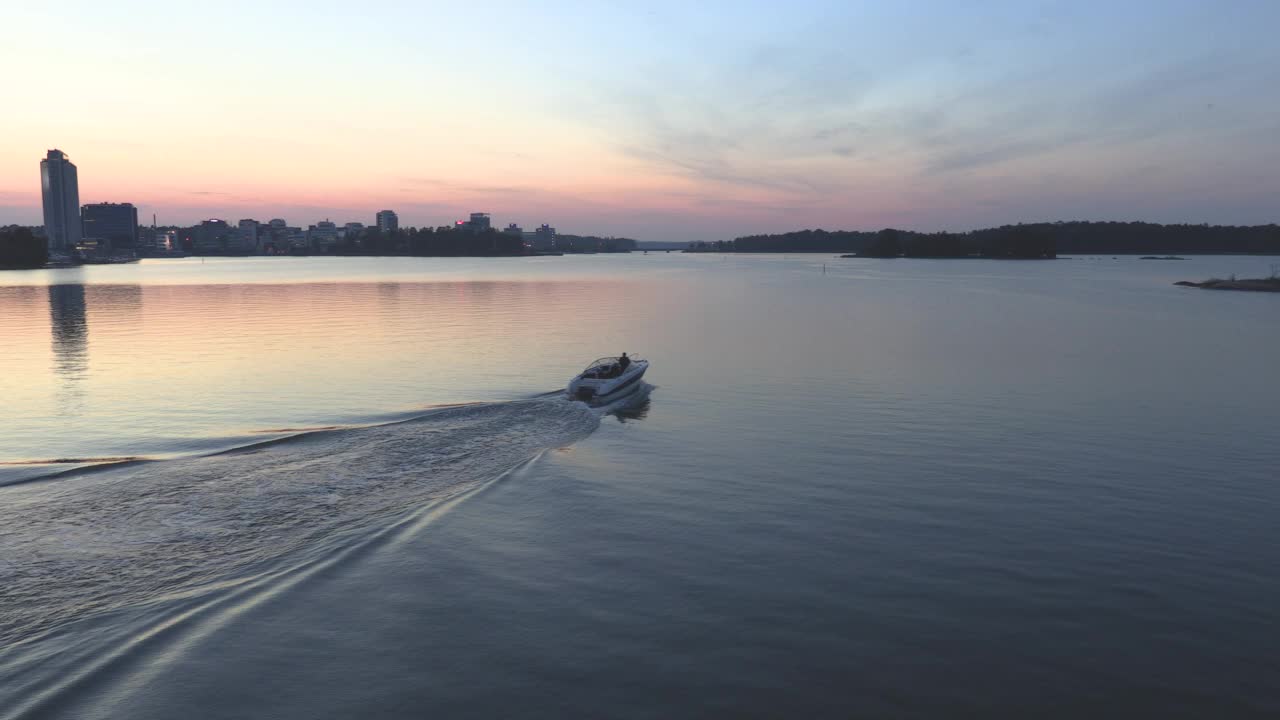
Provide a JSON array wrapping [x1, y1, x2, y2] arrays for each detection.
[[567, 356, 649, 405]]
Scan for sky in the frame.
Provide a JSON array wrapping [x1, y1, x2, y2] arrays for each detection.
[[2, 0, 1278, 241]]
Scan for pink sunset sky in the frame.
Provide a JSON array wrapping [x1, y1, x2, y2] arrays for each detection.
[[3, 1, 1277, 241]]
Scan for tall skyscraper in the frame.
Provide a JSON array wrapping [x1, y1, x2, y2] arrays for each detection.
[[40, 149, 81, 252], [375, 210, 398, 233], [81, 203, 139, 250]]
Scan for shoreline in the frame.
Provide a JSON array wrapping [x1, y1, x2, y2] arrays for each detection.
[[0, 251, 626, 271]]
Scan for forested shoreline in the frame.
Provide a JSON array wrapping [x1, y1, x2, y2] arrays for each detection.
[[686, 222, 1280, 257]]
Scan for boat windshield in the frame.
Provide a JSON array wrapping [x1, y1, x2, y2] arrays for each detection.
[[580, 357, 621, 378], [583, 357, 621, 371]]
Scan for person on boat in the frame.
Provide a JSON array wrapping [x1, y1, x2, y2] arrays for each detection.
[[618, 353, 631, 373]]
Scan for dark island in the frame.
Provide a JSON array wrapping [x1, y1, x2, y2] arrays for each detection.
[[690, 225, 1056, 258], [688, 221, 1280, 257], [1174, 275, 1280, 293]]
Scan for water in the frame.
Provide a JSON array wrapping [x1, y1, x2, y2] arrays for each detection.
[[1, 255, 1278, 718]]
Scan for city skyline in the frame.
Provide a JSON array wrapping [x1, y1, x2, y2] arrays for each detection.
[[28, 147, 577, 255], [4, 1, 1280, 242], [26, 148, 576, 248]]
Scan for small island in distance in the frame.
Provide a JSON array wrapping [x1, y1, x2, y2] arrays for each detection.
[[1175, 274, 1280, 293]]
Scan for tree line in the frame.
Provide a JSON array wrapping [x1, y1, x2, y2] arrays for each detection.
[[0, 226, 48, 268], [695, 221, 1280, 257], [553, 235, 638, 253]]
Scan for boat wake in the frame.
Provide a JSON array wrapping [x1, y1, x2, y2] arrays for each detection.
[[0, 392, 648, 717]]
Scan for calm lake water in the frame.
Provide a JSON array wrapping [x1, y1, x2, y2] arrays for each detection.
[[1, 254, 1278, 718]]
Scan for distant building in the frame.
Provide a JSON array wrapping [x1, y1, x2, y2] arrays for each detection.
[[81, 202, 139, 251], [236, 219, 259, 253], [136, 226, 179, 254], [260, 219, 294, 252], [375, 210, 398, 233], [268, 226, 306, 253], [503, 223, 523, 236], [534, 224, 557, 250], [40, 149, 81, 253], [144, 229, 178, 254], [454, 212, 492, 234], [343, 222, 365, 239], [191, 219, 232, 254], [73, 238, 110, 260], [308, 220, 339, 252]]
